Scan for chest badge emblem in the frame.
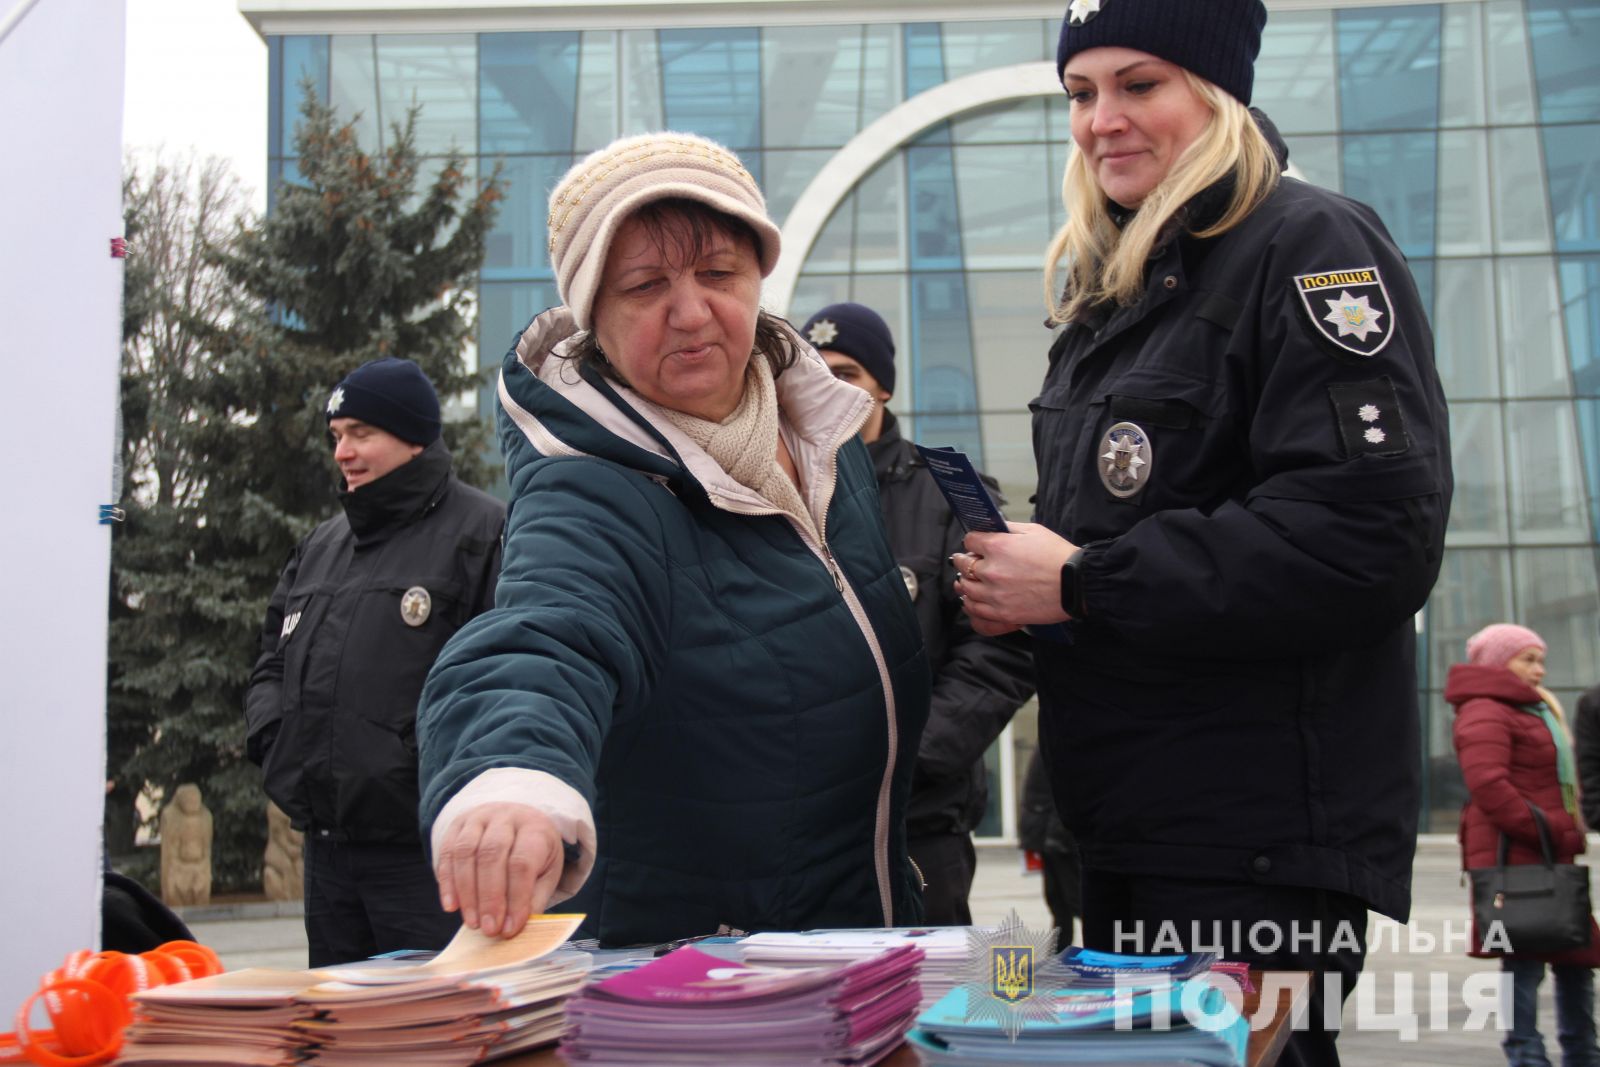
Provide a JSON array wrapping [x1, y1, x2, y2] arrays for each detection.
[[1099, 421, 1152, 499], [400, 586, 432, 627], [899, 565, 919, 602], [280, 610, 302, 639]]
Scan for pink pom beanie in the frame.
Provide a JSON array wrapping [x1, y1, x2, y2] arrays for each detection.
[[1465, 623, 1546, 669], [545, 132, 782, 331]]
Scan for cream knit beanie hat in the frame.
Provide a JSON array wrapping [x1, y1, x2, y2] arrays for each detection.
[[546, 132, 782, 330]]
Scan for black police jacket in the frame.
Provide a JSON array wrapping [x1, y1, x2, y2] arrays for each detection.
[[867, 412, 1035, 839], [1574, 685, 1600, 830], [243, 440, 504, 843], [1032, 173, 1452, 922]]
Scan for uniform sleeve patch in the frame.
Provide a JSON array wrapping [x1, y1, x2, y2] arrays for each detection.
[[1328, 377, 1410, 457], [1294, 266, 1395, 358]]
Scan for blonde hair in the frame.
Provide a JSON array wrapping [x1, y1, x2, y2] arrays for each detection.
[[1043, 73, 1281, 325], [1537, 685, 1570, 731]]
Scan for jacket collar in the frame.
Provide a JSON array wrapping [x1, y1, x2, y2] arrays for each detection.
[[1444, 663, 1544, 709], [1076, 109, 1291, 336], [338, 437, 453, 544], [501, 306, 873, 515], [866, 410, 915, 483]]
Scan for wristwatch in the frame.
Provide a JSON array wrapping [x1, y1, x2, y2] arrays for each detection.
[[1059, 548, 1087, 619]]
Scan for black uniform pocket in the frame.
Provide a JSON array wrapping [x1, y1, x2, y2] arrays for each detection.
[[347, 579, 468, 737], [1090, 371, 1237, 511]]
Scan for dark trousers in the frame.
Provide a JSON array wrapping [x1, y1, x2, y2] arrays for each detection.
[[1082, 869, 1368, 1067], [1040, 843, 1082, 944], [909, 832, 977, 926], [1503, 958, 1600, 1067], [303, 837, 461, 967]]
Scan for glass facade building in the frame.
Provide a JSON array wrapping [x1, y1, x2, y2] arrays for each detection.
[[253, 0, 1600, 836]]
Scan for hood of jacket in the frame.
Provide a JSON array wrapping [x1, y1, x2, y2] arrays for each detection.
[[1445, 662, 1542, 710], [497, 306, 874, 515]]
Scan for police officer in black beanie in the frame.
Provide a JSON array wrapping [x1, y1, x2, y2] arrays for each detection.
[[952, 3, 1451, 1065], [244, 357, 506, 966], [801, 302, 1035, 927]]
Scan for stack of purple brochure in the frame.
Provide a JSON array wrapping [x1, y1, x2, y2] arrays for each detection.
[[561, 944, 924, 1065]]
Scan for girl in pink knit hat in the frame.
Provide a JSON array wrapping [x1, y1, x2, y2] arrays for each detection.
[[1449, 622, 1600, 1066]]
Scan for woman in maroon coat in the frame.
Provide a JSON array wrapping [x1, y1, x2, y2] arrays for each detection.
[[1450, 622, 1600, 1067]]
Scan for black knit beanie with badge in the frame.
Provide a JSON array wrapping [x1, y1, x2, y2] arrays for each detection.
[[325, 356, 442, 446], [1055, 0, 1269, 106], [800, 302, 898, 397]]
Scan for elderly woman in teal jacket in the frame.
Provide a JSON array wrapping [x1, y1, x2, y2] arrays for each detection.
[[416, 132, 931, 948]]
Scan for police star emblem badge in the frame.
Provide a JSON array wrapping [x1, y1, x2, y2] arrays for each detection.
[[956, 909, 1071, 1040], [1293, 266, 1395, 357], [400, 586, 432, 627], [899, 564, 919, 601], [1068, 0, 1104, 25], [1099, 421, 1152, 499], [326, 386, 345, 415], [807, 319, 839, 347]]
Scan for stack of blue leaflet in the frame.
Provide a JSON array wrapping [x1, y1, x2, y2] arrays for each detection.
[[906, 979, 1249, 1066], [1058, 947, 1219, 987]]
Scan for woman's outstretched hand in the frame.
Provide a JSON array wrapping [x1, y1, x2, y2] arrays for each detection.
[[435, 801, 566, 939]]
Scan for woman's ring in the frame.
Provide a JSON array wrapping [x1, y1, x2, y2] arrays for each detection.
[[965, 559, 980, 583]]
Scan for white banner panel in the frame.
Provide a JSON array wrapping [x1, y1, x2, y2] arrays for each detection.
[[0, 0, 125, 1007]]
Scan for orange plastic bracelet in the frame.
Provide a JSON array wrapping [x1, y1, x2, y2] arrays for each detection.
[[0, 939, 223, 1067], [4, 979, 128, 1067]]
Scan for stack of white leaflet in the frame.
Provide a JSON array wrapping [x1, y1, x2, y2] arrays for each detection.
[[740, 928, 970, 1011]]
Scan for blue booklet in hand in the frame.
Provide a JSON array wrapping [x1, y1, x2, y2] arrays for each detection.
[[914, 444, 1071, 644]]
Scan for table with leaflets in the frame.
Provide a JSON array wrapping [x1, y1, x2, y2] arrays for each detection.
[[114, 918, 1309, 1067]]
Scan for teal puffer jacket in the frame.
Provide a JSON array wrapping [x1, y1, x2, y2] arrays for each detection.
[[418, 308, 931, 947]]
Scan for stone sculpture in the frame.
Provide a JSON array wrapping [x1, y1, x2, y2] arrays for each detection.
[[159, 783, 212, 907]]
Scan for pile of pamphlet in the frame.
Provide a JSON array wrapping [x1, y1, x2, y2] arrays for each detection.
[[561, 943, 924, 1065], [1055, 946, 1218, 986], [119, 915, 589, 1066], [907, 948, 1249, 1067], [740, 928, 968, 1010]]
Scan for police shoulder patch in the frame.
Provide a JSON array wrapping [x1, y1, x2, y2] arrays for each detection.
[[1328, 377, 1409, 457], [1294, 266, 1394, 358]]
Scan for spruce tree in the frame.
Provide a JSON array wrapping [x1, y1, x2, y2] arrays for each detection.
[[111, 92, 502, 893], [111, 155, 262, 887]]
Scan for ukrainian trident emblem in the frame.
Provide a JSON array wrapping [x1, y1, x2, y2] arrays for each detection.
[[992, 945, 1034, 1003]]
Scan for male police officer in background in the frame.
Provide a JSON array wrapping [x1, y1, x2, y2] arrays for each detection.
[[244, 357, 505, 965], [801, 302, 1035, 925]]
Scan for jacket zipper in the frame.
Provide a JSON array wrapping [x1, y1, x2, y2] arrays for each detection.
[[708, 462, 900, 927]]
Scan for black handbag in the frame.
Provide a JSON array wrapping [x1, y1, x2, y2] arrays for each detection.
[[1468, 802, 1593, 954]]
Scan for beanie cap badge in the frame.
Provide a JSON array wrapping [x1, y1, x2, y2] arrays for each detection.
[[807, 319, 839, 347], [1068, 0, 1105, 26], [326, 387, 345, 416]]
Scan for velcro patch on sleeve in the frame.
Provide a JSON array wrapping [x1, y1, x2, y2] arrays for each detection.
[[1327, 377, 1410, 457], [1294, 266, 1395, 358]]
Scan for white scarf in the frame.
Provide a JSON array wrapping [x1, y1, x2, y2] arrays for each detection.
[[655, 354, 820, 545]]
